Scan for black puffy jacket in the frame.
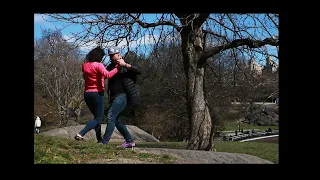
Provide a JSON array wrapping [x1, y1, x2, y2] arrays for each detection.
[[106, 62, 141, 106]]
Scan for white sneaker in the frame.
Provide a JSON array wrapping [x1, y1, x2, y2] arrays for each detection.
[[74, 133, 84, 140]]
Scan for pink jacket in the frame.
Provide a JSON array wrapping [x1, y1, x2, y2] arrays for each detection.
[[82, 62, 118, 92]]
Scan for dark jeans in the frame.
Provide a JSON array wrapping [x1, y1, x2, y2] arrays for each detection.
[[79, 92, 104, 141], [102, 93, 134, 143]]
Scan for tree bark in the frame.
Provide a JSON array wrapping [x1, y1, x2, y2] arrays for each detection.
[[180, 25, 215, 151]]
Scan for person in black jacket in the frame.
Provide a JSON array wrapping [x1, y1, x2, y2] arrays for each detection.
[[99, 46, 141, 148]]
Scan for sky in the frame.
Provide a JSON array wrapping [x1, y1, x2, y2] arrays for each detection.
[[34, 14, 278, 65], [34, 14, 159, 39], [34, 14, 160, 51]]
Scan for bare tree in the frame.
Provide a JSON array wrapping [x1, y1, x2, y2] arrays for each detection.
[[34, 29, 85, 127], [46, 13, 279, 150], [132, 40, 190, 141]]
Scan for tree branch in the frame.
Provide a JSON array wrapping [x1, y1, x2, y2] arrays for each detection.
[[128, 13, 181, 31], [192, 13, 210, 28], [208, 16, 238, 33], [203, 29, 228, 39], [198, 37, 279, 66], [267, 13, 279, 29]]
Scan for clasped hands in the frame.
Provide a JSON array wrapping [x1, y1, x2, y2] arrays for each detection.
[[115, 56, 127, 67]]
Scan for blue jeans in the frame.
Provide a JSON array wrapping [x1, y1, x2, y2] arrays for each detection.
[[102, 93, 134, 143], [79, 92, 104, 141]]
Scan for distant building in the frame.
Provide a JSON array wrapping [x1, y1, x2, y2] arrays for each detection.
[[264, 56, 278, 72], [248, 56, 278, 75], [249, 58, 263, 75]]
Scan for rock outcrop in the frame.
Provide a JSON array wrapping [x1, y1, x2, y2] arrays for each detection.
[[41, 124, 159, 142]]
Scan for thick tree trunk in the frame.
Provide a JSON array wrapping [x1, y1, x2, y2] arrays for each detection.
[[181, 26, 215, 151], [187, 67, 214, 150], [59, 108, 69, 127]]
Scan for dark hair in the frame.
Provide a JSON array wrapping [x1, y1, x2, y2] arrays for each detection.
[[86, 46, 105, 62]]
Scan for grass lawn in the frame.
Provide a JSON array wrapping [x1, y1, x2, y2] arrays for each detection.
[[34, 135, 175, 164], [223, 121, 279, 131]]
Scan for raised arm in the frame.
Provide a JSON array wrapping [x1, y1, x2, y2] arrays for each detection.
[[97, 63, 119, 79]]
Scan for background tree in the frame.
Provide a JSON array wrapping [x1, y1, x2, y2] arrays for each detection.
[[138, 40, 189, 141], [34, 29, 85, 127]]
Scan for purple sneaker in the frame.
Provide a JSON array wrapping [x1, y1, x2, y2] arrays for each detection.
[[121, 141, 136, 148]]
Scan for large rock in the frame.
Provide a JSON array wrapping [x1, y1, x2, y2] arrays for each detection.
[[86, 148, 274, 164], [245, 103, 279, 126], [134, 148, 273, 164], [41, 124, 159, 142], [250, 102, 279, 114]]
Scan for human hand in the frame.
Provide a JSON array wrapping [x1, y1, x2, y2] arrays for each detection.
[[117, 58, 126, 66]]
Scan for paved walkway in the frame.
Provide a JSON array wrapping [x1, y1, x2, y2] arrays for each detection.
[[239, 135, 279, 142]]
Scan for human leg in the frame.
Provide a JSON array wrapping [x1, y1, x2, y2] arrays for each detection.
[[81, 93, 103, 142], [95, 123, 102, 142], [115, 116, 134, 143], [101, 93, 127, 144], [75, 92, 104, 140]]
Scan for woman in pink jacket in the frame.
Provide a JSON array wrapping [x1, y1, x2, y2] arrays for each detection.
[[74, 46, 126, 142]]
